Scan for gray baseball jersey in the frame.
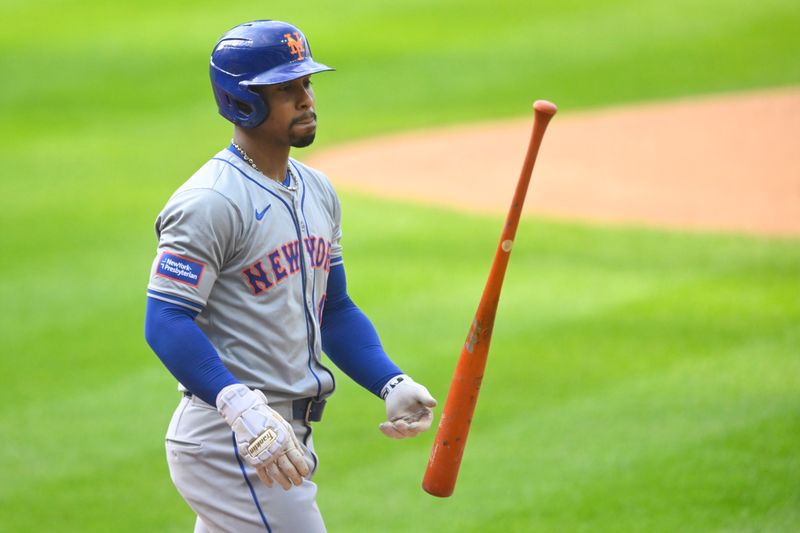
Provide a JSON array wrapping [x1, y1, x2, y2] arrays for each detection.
[[147, 148, 341, 403], [148, 148, 343, 531]]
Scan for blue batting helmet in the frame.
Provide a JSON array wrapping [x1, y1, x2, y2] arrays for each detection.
[[210, 20, 334, 128]]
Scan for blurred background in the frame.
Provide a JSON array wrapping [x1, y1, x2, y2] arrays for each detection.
[[1, 1, 798, 531]]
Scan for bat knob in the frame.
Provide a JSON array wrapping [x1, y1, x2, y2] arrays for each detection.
[[533, 100, 558, 116]]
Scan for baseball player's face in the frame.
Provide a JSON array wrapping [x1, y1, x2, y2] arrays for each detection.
[[257, 76, 317, 148]]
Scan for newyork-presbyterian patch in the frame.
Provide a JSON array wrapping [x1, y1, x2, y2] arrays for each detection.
[[156, 252, 205, 287]]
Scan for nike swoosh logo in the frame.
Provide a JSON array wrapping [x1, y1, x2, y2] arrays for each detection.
[[255, 204, 271, 220]]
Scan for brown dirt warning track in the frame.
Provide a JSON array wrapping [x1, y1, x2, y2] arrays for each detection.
[[307, 87, 800, 236]]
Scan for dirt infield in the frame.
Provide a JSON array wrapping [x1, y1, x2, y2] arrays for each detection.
[[307, 87, 800, 236]]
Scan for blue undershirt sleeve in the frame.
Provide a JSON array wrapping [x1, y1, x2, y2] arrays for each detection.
[[144, 297, 240, 405], [321, 263, 403, 397]]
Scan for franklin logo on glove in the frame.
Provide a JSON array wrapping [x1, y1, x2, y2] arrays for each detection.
[[248, 428, 278, 457]]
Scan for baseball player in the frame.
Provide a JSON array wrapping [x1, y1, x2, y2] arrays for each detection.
[[144, 20, 437, 532]]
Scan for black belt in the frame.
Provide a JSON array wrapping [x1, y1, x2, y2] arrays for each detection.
[[183, 392, 326, 423], [292, 397, 326, 423]]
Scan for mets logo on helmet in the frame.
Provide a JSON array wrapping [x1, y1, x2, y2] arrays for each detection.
[[284, 32, 306, 60]]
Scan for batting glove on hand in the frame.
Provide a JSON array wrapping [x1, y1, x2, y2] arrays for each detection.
[[380, 375, 437, 439], [216, 384, 310, 490]]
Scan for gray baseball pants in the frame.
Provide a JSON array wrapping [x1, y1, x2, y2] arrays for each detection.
[[166, 394, 327, 532]]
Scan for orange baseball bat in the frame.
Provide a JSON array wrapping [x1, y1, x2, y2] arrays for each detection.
[[422, 100, 558, 498]]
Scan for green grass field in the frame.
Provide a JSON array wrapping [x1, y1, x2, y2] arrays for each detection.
[[1, 1, 799, 531]]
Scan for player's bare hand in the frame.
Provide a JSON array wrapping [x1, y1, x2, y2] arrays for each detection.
[[216, 384, 310, 488], [380, 375, 437, 439]]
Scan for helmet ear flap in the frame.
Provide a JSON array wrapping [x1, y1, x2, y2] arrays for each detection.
[[229, 86, 269, 128], [209, 70, 270, 127]]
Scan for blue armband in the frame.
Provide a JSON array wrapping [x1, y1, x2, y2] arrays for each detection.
[[321, 263, 403, 397], [144, 296, 239, 405]]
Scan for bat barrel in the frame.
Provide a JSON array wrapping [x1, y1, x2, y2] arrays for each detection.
[[423, 339, 491, 497]]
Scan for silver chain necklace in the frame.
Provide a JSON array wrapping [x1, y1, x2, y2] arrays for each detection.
[[231, 140, 297, 191]]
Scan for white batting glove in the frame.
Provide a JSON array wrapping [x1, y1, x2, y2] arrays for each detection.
[[379, 375, 437, 439], [216, 384, 310, 490]]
